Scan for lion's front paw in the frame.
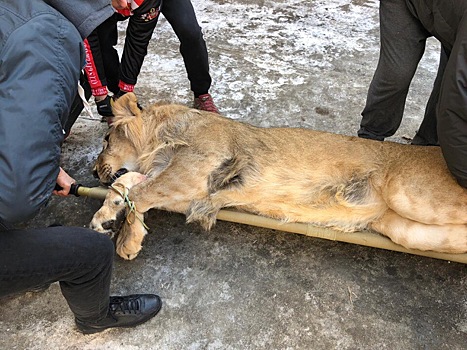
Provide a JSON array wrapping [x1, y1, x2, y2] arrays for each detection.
[[116, 238, 142, 260], [115, 221, 147, 260]]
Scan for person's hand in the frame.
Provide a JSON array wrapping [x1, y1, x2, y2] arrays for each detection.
[[111, 0, 128, 10], [53, 167, 76, 197], [96, 95, 114, 117]]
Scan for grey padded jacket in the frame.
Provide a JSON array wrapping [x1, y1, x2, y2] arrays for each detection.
[[0, 1, 114, 225]]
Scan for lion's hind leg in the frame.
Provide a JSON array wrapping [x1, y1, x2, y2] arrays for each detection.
[[370, 209, 467, 253], [382, 166, 467, 226]]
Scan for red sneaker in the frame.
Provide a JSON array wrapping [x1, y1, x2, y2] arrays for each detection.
[[194, 93, 219, 114]]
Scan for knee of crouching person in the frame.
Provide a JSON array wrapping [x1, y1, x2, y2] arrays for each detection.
[[75, 227, 115, 263]]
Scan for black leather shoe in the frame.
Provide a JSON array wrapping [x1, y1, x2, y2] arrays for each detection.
[[75, 294, 162, 334]]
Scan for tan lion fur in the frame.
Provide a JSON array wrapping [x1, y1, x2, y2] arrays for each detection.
[[91, 93, 467, 260]]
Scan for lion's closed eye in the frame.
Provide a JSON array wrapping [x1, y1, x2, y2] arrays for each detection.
[[113, 199, 123, 206]]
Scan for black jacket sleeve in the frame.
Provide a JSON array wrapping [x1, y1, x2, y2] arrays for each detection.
[[83, 30, 111, 97]]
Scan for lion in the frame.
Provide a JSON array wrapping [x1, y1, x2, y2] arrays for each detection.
[[90, 92, 467, 260]]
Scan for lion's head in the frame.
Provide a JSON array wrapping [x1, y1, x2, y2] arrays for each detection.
[[93, 93, 145, 185], [93, 92, 198, 185]]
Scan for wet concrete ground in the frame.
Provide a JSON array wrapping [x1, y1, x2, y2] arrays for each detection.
[[1, 0, 466, 349]]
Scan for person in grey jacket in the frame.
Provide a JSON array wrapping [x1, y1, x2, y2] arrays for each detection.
[[358, 0, 467, 189], [0, 0, 161, 334]]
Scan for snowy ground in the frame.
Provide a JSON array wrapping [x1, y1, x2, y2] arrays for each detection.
[[3, 1, 466, 350]]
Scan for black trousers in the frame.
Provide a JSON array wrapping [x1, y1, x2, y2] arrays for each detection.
[[91, 0, 211, 96], [0, 226, 114, 324], [162, 0, 211, 96], [358, 0, 448, 145]]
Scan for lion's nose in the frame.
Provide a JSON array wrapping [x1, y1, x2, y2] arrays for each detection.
[[101, 220, 116, 230]]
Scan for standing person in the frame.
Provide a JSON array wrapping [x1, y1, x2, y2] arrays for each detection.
[[358, 0, 467, 188], [84, 0, 219, 121], [0, 0, 162, 334]]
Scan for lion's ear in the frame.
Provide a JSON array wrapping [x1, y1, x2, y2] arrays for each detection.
[[112, 92, 142, 118]]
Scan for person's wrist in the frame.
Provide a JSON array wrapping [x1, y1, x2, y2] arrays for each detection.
[[95, 94, 108, 102]]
